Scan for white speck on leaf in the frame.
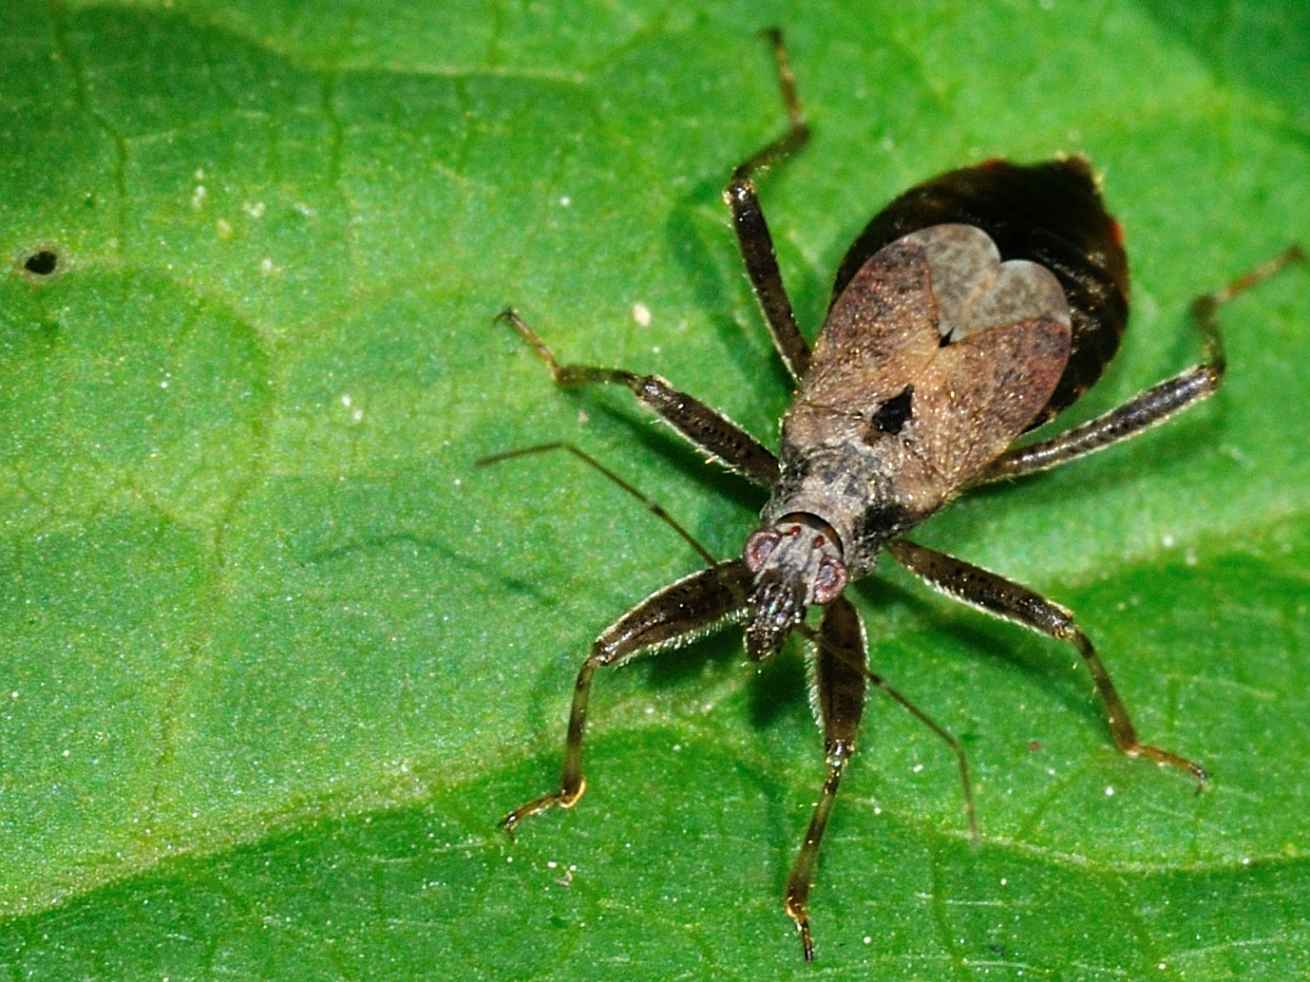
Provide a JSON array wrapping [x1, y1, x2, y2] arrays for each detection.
[[632, 302, 652, 327]]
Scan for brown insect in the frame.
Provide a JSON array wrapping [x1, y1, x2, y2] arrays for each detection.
[[484, 30, 1303, 961]]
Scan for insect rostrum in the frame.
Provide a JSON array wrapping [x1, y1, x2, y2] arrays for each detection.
[[484, 29, 1304, 963]]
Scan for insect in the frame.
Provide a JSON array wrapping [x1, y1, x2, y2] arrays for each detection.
[[484, 29, 1304, 961]]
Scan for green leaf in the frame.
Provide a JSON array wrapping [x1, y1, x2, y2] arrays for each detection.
[[2, 1, 1308, 976]]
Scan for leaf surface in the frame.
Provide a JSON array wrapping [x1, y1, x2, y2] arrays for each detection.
[[2, 1, 1308, 976]]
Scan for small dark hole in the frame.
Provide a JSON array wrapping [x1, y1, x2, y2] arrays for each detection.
[[25, 250, 58, 275], [871, 384, 914, 435]]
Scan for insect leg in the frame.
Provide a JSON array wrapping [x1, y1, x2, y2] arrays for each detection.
[[889, 539, 1207, 785], [500, 560, 753, 837], [494, 307, 779, 487], [787, 600, 978, 960], [785, 595, 867, 962], [979, 245, 1305, 483], [723, 28, 812, 382]]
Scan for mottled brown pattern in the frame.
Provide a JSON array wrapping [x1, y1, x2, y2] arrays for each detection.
[[771, 237, 1070, 574], [832, 158, 1128, 428]]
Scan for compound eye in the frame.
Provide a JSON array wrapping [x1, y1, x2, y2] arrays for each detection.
[[811, 557, 848, 604], [744, 530, 780, 572]]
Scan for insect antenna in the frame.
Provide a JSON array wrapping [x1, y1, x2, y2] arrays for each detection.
[[795, 621, 980, 843], [475, 441, 719, 567]]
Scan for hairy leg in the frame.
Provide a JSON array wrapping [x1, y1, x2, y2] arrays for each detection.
[[495, 307, 779, 487], [981, 245, 1304, 483], [501, 560, 754, 835], [722, 28, 812, 382], [889, 539, 1206, 785]]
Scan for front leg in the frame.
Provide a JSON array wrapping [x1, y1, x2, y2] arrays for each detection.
[[889, 539, 1207, 785], [495, 307, 779, 488], [501, 560, 753, 835]]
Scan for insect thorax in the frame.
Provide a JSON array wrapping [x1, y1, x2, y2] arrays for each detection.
[[762, 445, 920, 578]]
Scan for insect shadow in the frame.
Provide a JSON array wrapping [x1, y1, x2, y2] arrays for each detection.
[[479, 28, 1305, 962]]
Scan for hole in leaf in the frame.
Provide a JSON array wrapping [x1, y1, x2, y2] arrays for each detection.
[[24, 250, 58, 275]]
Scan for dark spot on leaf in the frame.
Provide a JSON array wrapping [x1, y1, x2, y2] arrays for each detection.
[[24, 250, 58, 275], [871, 385, 914, 435]]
